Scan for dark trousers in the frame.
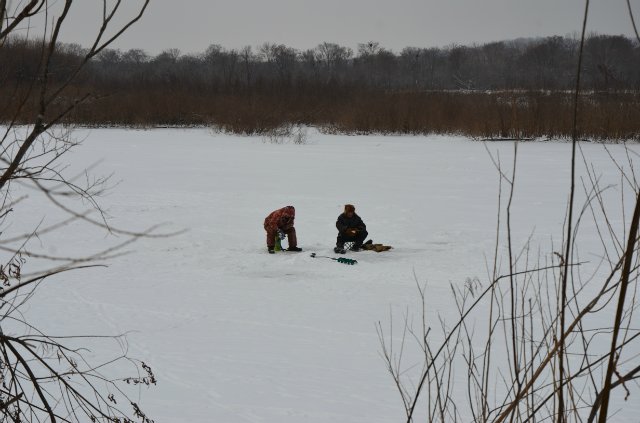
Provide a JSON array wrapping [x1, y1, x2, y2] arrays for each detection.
[[336, 230, 368, 248]]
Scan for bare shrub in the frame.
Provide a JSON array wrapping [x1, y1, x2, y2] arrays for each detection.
[[262, 123, 309, 144], [0, 1, 164, 421], [378, 141, 640, 421], [291, 125, 309, 144], [378, 4, 640, 421]]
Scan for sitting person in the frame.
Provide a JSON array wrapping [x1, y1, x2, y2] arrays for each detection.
[[335, 204, 368, 254], [264, 206, 302, 254]]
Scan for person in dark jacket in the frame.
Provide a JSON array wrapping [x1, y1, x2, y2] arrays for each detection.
[[264, 206, 302, 254], [335, 204, 368, 254]]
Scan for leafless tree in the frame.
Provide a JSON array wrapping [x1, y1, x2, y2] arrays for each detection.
[[240, 45, 255, 87], [378, 2, 640, 422], [0, 1, 161, 422], [314, 42, 353, 80]]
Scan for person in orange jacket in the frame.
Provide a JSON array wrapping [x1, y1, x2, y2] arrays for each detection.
[[263, 206, 302, 254]]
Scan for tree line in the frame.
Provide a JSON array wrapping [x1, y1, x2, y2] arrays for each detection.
[[1, 34, 639, 139]]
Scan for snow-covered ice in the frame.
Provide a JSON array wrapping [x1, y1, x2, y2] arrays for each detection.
[[8, 128, 640, 422]]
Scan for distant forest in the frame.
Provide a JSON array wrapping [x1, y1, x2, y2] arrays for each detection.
[[2, 34, 640, 139]]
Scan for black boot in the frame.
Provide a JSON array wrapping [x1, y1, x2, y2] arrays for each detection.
[[287, 246, 302, 252], [334, 245, 346, 254], [268, 247, 275, 254]]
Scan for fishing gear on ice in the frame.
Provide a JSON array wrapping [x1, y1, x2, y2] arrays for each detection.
[[310, 253, 358, 265]]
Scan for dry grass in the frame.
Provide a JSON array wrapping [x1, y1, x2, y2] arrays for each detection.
[[2, 86, 639, 141]]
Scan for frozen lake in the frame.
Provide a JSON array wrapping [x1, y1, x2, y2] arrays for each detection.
[[7, 128, 640, 422]]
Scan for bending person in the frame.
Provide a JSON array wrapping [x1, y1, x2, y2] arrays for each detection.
[[264, 205, 302, 254]]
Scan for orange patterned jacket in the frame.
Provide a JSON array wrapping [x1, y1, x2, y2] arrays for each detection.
[[264, 206, 296, 232]]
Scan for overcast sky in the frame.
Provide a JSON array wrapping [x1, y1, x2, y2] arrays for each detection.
[[49, 0, 640, 55]]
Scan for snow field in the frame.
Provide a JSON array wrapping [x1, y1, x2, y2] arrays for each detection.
[[10, 128, 640, 422]]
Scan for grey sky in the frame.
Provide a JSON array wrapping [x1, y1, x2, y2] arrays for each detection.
[[55, 0, 639, 55]]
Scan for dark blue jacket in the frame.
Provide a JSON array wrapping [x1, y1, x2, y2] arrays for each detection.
[[336, 213, 366, 235]]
